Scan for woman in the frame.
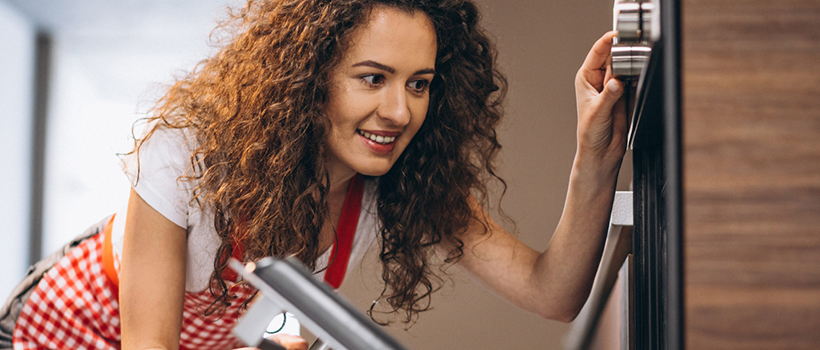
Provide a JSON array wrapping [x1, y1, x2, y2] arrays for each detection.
[[0, 0, 626, 349]]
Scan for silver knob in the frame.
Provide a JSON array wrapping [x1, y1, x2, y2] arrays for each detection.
[[611, 0, 658, 80]]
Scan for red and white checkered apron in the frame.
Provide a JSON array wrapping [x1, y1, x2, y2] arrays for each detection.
[[12, 175, 364, 350]]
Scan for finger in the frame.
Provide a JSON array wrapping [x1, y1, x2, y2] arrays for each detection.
[[579, 32, 617, 92], [581, 31, 618, 76], [265, 334, 308, 350], [604, 56, 614, 85], [594, 79, 625, 118], [259, 339, 287, 350]]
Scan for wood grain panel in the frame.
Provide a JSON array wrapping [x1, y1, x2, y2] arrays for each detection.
[[683, 0, 820, 348]]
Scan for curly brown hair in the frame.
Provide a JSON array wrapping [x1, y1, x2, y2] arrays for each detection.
[[135, 0, 507, 324]]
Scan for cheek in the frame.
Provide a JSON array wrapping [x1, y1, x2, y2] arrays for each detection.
[[325, 82, 357, 126], [328, 93, 379, 129], [410, 99, 430, 129], [326, 107, 356, 135]]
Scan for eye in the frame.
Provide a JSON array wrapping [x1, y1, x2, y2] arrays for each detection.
[[361, 74, 386, 87], [407, 79, 430, 93]]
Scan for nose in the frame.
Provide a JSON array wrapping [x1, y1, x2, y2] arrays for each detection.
[[377, 83, 411, 127]]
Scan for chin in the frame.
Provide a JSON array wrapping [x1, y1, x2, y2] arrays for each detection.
[[356, 166, 392, 177], [353, 158, 398, 177]]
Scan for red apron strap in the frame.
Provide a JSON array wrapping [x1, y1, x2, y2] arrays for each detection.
[[102, 215, 119, 292], [104, 176, 365, 290], [324, 174, 364, 289]]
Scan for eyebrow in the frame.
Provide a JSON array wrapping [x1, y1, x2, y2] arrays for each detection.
[[351, 60, 436, 76]]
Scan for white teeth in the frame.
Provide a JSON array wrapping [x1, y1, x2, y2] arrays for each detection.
[[358, 130, 396, 145]]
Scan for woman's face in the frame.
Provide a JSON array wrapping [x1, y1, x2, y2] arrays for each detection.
[[324, 6, 437, 181]]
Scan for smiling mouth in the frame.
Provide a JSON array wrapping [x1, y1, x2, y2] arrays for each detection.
[[357, 130, 397, 145]]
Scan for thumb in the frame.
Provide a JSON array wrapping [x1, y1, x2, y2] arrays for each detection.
[[595, 79, 625, 116]]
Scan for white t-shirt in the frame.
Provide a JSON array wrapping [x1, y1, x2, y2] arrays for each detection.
[[113, 126, 379, 292]]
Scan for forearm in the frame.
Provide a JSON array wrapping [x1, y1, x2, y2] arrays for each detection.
[[453, 156, 621, 322], [532, 154, 621, 321]]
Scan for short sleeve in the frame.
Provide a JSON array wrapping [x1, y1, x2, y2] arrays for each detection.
[[119, 127, 197, 229]]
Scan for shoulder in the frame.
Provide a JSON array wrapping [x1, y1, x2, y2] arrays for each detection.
[[138, 126, 197, 164], [119, 125, 200, 229], [120, 126, 198, 181]]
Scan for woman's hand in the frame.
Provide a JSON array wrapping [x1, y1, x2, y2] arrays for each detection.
[[574, 31, 628, 170], [234, 334, 309, 350], [266, 334, 308, 350]]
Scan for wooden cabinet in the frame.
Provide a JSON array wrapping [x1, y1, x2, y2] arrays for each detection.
[[683, 0, 820, 348]]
